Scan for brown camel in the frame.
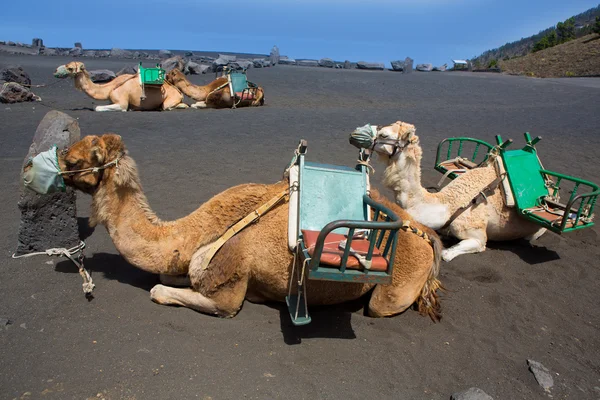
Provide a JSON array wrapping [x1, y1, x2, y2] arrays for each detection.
[[46, 134, 442, 320], [165, 69, 265, 109], [54, 61, 188, 112]]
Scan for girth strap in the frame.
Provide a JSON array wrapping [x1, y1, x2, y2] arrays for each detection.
[[200, 189, 289, 271], [441, 173, 506, 230]]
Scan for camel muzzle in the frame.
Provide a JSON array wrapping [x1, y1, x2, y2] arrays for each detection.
[[350, 124, 407, 157], [23, 146, 67, 194], [54, 65, 69, 78]]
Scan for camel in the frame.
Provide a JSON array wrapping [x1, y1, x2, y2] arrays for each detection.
[[54, 61, 188, 112], [165, 69, 265, 109], [361, 121, 546, 262], [35, 133, 442, 320]]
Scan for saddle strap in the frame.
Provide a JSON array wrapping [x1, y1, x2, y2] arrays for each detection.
[[441, 173, 506, 230], [200, 189, 289, 271]]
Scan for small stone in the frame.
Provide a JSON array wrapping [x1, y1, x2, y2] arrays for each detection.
[[451, 387, 493, 400], [20, 323, 26, 329], [0, 317, 11, 329], [527, 359, 554, 391]]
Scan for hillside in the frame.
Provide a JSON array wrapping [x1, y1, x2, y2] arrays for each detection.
[[498, 33, 600, 77], [473, 5, 600, 66]]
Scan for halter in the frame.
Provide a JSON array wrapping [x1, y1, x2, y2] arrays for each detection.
[[59, 154, 123, 177], [373, 137, 410, 157]]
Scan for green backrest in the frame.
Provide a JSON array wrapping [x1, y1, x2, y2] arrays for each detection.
[[229, 72, 248, 93], [298, 158, 368, 234], [139, 64, 165, 85], [501, 148, 548, 209]]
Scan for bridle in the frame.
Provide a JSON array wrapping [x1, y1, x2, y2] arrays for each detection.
[[59, 149, 124, 178], [372, 137, 410, 157]]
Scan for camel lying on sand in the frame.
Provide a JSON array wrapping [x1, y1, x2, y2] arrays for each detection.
[[54, 61, 188, 112], [34, 134, 442, 320], [360, 121, 546, 261], [165, 69, 265, 109]]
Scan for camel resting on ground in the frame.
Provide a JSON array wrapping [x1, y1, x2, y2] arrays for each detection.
[[54, 61, 188, 112], [34, 134, 442, 320], [362, 121, 546, 261], [166, 69, 265, 109]]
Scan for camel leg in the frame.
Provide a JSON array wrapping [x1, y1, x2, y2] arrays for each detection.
[[159, 274, 191, 287], [150, 285, 220, 315], [526, 227, 547, 243], [441, 228, 487, 262], [95, 104, 126, 112]]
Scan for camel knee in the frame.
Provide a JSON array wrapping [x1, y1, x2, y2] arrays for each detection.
[[159, 274, 191, 287]]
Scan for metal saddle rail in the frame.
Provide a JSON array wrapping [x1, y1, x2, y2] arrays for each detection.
[[434, 137, 495, 179], [305, 194, 402, 285]]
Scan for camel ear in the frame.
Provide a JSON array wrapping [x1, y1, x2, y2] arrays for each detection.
[[89, 136, 106, 164], [100, 133, 124, 157]]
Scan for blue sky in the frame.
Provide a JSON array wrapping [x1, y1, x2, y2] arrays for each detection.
[[2, 0, 598, 66]]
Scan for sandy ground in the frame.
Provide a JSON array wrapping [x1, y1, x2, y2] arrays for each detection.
[[1, 54, 600, 400]]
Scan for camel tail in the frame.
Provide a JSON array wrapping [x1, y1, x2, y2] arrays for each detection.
[[417, 234, 444, 322]]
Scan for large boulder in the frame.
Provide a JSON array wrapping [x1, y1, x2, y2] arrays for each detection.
[[160, 56, 184, 72], [184, 51, 194, 57], [97, 50, 110, 57], [16, 111, 81, 255], [1, 65, 31, 86], [296, 59, 317, 67], [138, 51, 149, 59], [403, 57, 413, 73], [89, 69, 116, 82], [0, 83, 41, 103], [158, 49, 172, 59], [219, 54, 237, 62], [41, 48, 57, 56], [344, 60, 352, 69], [390, 60, 404, 71], [356, 61, 384, 70], [252, 59, 266, 68], [7, 41, 16, 46], [433, 64, 447, 72], [269, 45, 280, 66], [279, 58, 297, 65], [82, 50, 96, 57], [416, 63, 433, 72], [212, 57, 230, 72], [69, 47, 82, 56], [184, 61, 208, 75], [228, 60, 253, 70], [318, 58, 335, 68], [32, 38, 43, 47], [74, 42, 82, 49], [116, 64, 138, 76], [110, 48, 132, 58]]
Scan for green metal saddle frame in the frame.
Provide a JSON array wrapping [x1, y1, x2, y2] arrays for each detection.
[[286, 141, 402, 325], [434, 133, 598, 234], [215, 66, 260, 108], [138, 63, 165, 100]]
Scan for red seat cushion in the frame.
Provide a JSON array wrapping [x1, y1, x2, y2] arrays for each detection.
[[236, 91, 255, 100], [301, 229, 388, 272]]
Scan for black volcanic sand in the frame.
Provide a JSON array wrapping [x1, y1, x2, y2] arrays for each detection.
[[1, 54, 600, 400]]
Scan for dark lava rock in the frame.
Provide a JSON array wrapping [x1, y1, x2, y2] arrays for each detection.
[[1, 65, 31, 86], [32, 38, 43, 47], [0, 82, 41, 103], [89, 69, 116, 82], [269, 45, 280, 66], [116, 64, 138, 76], [404, 57, 414, 73], [356, 61, 384, 70], [416, 63, 433, 72], [69, 47, 83, 56], [82, 50, 96, 57], [451, 387, 493, 400], [344, 60, 352, 69], [110, 48, 132, 58], [160, 56, 184, 72], [16, 111, 81, 255], [74, 42, 82, 49], [158, 49, 172, 58], [319, 58, 335, 68], [391, 60, 405, 71]]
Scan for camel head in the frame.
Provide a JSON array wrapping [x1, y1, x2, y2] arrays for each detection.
[[54, 61, 86, 78], [165, 69, 186, 85], [368, 121, 421, 163], [58, 134, 127, 194]]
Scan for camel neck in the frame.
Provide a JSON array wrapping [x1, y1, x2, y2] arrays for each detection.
[[88, 156, 286, 275], [382, 155, 430, 209], [175, 79, 211, 100]]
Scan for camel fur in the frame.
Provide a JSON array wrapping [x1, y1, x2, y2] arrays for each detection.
[[56, 134, 443, 320], [165, 69, 265, 109], [54, 61, 188, 112], [368, 121, 546, 261]]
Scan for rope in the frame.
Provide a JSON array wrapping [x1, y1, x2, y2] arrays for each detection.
[[59, 155, 121, 176], [12, 241, 95, 295]]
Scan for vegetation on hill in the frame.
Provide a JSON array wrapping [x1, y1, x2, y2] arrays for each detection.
[[498, 33, 600, 77], [472, 5, 600, 68]]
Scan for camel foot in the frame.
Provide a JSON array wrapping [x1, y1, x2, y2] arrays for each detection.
[[174, 103, 189, 109], [150, 284, 220, 315], [95, 104, 126, 112], [191, 101, 207, 109]]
